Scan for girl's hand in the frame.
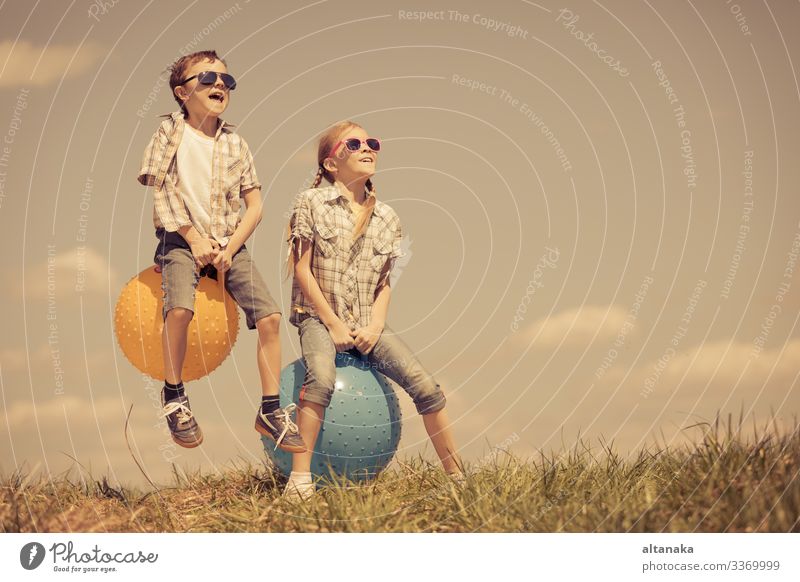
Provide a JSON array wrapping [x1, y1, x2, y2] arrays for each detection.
[[351, 322, 384, 355], [212, 246, 233, 273], [328, 319, 355, 352]]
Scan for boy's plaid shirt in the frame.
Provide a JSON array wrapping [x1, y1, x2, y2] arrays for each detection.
[[137, 111, 261, 248], [287, 186, 406, 330]]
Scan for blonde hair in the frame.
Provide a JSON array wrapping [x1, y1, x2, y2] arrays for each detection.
[[285, 121, 378, 277]]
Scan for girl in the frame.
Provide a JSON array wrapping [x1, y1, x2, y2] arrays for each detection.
[[283, 121, 463, 499]]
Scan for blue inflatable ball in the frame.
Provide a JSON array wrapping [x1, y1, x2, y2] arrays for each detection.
[[262, 351, 402, 483]]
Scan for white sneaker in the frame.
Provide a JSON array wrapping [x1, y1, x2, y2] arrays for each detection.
[[447, 471, 467, 486], [282, 473, 316, 501]]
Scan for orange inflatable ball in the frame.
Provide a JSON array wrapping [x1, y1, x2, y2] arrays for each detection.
[[114, 266, 239, 382]]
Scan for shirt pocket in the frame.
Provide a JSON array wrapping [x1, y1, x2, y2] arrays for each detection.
[[370, 233, 394, 272], [223, 159, 243, 194], [314, 222, 339, 258]]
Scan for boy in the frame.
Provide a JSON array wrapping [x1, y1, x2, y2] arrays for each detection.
[[137, 50, 305, 453]]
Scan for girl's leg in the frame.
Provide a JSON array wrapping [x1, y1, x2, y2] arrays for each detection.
[[365, 325, 463, 474], [293, 401, 325, 473], [291, 317, 337, 472], [422, 408, 461, 474]]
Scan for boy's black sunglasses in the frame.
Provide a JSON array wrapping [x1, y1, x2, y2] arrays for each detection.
[[179, 71, 237, 90]]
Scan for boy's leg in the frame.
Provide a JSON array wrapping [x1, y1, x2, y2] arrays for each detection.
[[162, 307, 193, 384], [224, 247, 305, 452], [223, 246, 282, 394], [364, 326, 462, 474], [157, 241, 203, 448]]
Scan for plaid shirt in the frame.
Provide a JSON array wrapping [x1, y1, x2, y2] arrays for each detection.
[[288, 185, 406, 330], [137, 111, 261, 248]]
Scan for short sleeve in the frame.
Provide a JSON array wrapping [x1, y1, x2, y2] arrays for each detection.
[[289, 190, 314, 242], [137, 123, 169, 186], [239, 139, 261, 193], [286, 190, 315, 263]]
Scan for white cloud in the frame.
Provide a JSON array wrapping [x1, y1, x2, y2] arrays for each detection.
[[0, 40, 105, 87], [22, 246, 119, 299], [598, 339, 800, 405], [515, 305, 630, 349], [659, 339, 800, 389]]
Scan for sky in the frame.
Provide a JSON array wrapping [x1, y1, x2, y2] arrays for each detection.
[[1, 0, 799, 489]]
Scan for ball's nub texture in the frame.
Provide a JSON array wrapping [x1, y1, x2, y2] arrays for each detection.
[[114, 266, 239, 381], [264, 352, 402, 482]]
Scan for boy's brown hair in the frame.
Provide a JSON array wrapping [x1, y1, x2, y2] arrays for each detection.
[[168, 50, 227, 117]]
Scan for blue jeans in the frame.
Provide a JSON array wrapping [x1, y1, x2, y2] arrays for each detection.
[[296, 313, 446, 414]]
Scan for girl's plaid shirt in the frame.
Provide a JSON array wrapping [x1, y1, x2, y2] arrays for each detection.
[[288, 186, 406, 330], [137, 111, 261, 248]]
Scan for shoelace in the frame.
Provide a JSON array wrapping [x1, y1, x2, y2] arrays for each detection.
[[162, 401, 194, 426], [269, 403, 299, 450]]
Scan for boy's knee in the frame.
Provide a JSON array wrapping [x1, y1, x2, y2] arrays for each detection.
[[255, 312, 281, 336], [165, 306, 193, 324]]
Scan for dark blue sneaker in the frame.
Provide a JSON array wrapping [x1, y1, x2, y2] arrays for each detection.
[[255, 402, 306, 453], [161, 394, 203, 448]]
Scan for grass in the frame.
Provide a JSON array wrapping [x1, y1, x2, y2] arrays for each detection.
[[2, 414, 799, 532]]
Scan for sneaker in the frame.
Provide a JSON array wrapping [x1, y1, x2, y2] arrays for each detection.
[[447, 471, 467, 486], [282, 477, 316, 501], [161, 394, 203, 448], [255, 402, 307, 453]]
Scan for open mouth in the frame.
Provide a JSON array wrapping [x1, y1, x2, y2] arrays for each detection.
[[358, 156, 374, 163], [208, 92, 225, 103]]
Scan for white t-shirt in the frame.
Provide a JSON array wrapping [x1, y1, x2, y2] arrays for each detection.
[[176, 125, 215, 236]]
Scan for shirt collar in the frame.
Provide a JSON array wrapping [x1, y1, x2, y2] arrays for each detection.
[[158, 111, 235, 137], [323, 185, 388, 219]]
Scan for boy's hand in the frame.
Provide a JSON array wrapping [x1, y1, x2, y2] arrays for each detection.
[[327, 318, 355, 352], [190, 237, 220, 270], [350, 322, 383, 355], [212, 246, 233, 273]]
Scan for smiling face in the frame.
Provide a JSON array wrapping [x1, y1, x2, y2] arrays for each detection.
[[324, 126, 378, 185], [174, 58, 230, 119]]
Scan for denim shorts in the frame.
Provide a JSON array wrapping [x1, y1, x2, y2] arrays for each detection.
[[153, 228, 281, 329], [295, 313, 446, 414]]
